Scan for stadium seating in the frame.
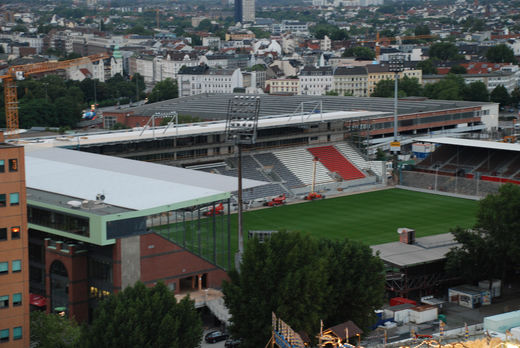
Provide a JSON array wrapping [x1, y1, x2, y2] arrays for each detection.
[[418, 145, 520, 181], [307, 146, 365, 181], [253, 153, 303, 188], [475, 151, 517, 175], [334, 142, 384, 177], [273, 148, 332, 186]]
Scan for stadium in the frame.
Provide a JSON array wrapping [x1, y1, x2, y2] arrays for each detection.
[[12, 93, 514, 320]]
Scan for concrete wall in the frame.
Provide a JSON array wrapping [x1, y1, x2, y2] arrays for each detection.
[[120, 235, 141, 289]]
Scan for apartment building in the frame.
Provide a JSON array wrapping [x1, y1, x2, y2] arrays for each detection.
[[367, 65, 422, 95], [0, 134, 29, 348], [333, 66, 368, 97], [177, 64, 243, 97], [299, 66, 333, 96], [267, 78, 300, 95]]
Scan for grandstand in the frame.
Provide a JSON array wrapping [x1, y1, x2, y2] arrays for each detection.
[[404, 137, 520, 197], [414, 137, 520, 182], [21, 94, 499, 201]]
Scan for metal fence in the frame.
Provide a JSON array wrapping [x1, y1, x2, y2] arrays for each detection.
[[400, 171, 506, 198]]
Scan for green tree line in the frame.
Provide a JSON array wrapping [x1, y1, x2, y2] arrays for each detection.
[[1, 73, 178, 129], [371, 73, 519, 106]]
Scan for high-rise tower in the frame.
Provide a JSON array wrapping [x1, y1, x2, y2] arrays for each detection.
[[234, 0, 255, 23]]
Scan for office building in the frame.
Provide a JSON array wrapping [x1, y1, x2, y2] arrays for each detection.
[[234, 0, 255, 24], [0, 133, 30, 347]]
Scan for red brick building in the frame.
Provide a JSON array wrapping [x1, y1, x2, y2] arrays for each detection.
[[0, 134, 30, 347]]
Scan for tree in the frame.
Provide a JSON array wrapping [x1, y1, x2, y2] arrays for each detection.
[[371, 76, 421, 98], [446, 184, 520, 282], [490, 85, 511, 107], [325, 90, 339, 96], [250, 27, 271, 39], [462, 81, 489, 102], [428, 42, 462, 61], [318, 238, 385, 330], [83, 281, 202, 348], [223, 231, 384, 348], [511, 87, 520, 106], [486, 44, 516, 64], [31, 311, 81, 348], [398, 76, 422, 97], [416, 59, 438, 75], [414, 24, 430, 36], [196, 19, 213, 31], [371, 79, 395, 98], [147, 78, 178, 103], [342, 46, 375, 60], [449, 65, 467, 74], [423, 74, 465, 100]]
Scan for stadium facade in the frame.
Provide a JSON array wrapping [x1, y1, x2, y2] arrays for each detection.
[[23, 146, 263, 322]]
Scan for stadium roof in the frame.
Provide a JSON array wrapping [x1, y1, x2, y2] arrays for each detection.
[[371, 233, 460, 268], [116, 94, 490, 120], [25, 148, 266, 211], [21, 110, 384, 147], [415, 136, 520, 152]]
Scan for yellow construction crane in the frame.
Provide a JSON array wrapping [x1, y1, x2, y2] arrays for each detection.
[[0, 52, 110, 139]]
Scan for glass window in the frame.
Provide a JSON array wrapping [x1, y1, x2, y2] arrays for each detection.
[[0, 160, 4, 173], [8, 159, 18, 172], [0, 295, 8, 308], [0, 262, 7, 274], [9, 193, 19, 206], [12, 260, 21, 273], [0, 328, 8, 342], [0, 229, 6, 241], [11, 227, 20, 240], [0, 194, 5, 208], [13, 327, 21, 340], [12, 293, 21, 306]]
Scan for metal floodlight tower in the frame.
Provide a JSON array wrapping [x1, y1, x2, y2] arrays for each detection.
[[225, 95, 261, 270], [389, 55, 405, 143], [389, 55, 405, 183]]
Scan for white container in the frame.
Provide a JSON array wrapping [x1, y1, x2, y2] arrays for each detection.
[[510, 326, 520, 341], [479, 279, 501, 298], [409, 305, 438, 324]]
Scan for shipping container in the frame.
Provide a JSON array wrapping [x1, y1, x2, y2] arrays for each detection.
[[409, 305, 438, 324]]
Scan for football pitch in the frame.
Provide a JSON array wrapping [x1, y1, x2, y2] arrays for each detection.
[[236, 188, 478, 246]]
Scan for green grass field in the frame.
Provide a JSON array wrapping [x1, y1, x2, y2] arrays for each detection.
[[154, 188, 478, 269], [237, 188, 478, 246]]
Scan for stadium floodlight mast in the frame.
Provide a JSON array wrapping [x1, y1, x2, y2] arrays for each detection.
[[225, 95, 261, 271], [389, 55, 405, 144], [389, 55, 405, 181]]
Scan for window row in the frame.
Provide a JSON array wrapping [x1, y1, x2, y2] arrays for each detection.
[[0, 327, 22, 343], [0, 159, 18, 173], [0, 227, 21, 241], [0, 293, 23, 309], [0, 193, 19, 208], [0, 260, 22, 275]]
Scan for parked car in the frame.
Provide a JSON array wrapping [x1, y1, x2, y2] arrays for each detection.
[[205, 330, 229, 343], [225, 338, 242, 347]]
